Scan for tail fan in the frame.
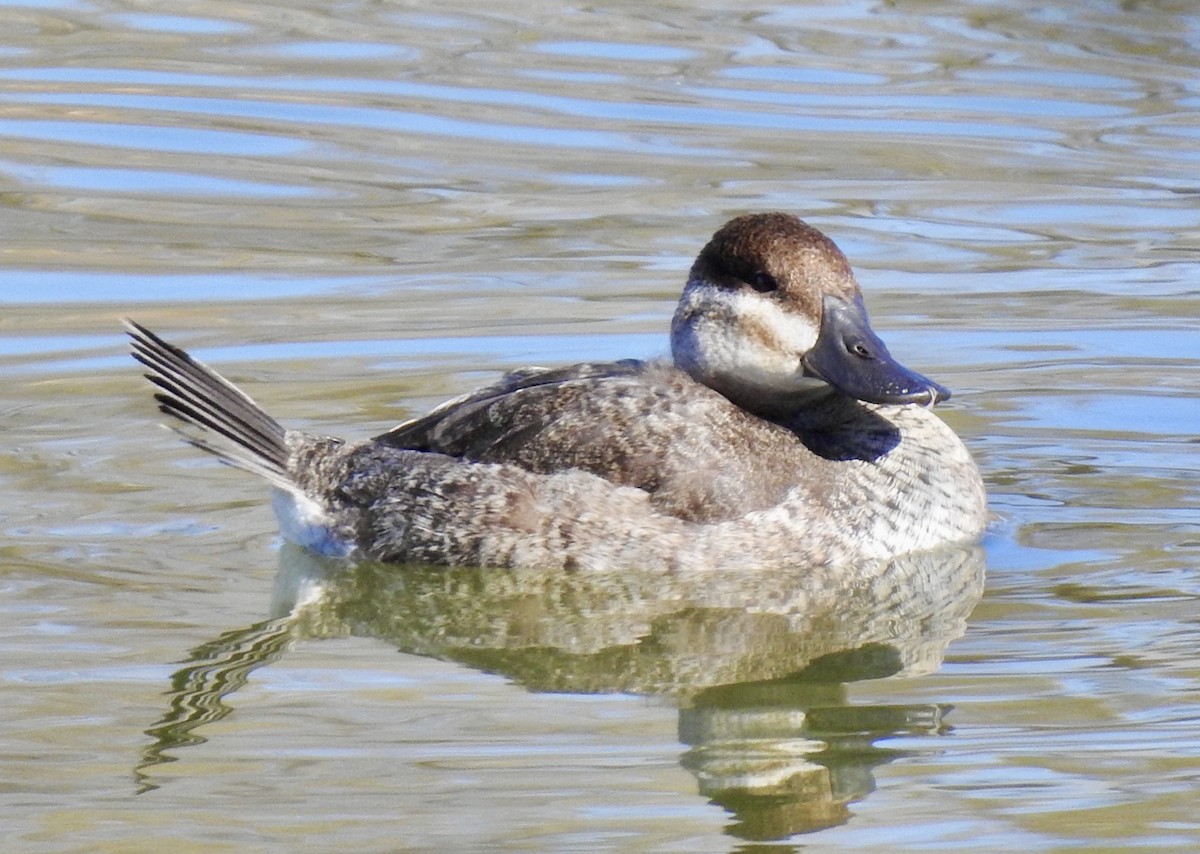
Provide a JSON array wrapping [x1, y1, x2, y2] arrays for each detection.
[[125, 319, 293, 490]]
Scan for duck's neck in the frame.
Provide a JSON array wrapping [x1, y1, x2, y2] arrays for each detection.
[[711, 378, 840, 421]]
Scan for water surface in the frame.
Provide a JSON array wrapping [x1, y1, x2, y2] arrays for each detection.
[[2, 0, 1199, 850]]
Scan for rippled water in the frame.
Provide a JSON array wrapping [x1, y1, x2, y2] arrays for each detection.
[[3, 0, 1199, 850]]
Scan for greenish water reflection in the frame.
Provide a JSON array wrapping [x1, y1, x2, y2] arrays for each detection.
[[141, 543, 983, 840]]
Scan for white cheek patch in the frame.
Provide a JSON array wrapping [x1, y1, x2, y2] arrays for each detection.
[[690, 288, 820, 392], [733, 289, 819, 354]]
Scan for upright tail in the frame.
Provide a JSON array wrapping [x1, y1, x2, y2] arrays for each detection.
[[125, 320, 294, 491]]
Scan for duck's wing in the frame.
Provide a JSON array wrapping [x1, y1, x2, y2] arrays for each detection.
[[373, 358, 651, 462], [376, 357, 804, 523]]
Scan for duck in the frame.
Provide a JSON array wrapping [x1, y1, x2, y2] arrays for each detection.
[[127, 212, 987, 572]]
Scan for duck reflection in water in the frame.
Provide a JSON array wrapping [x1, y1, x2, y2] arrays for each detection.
[[138, 542, 985, 841]]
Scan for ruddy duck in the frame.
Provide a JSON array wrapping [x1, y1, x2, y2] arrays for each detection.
[[128, 213, 987, 571]]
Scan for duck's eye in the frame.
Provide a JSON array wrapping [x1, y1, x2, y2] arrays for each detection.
[[747, 271, 778, 293]]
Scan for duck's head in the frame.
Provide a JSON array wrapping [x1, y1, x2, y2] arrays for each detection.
[[670, 212, 949, 414]]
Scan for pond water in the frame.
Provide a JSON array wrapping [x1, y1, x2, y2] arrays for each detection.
[[2, 0, 1199, 850]]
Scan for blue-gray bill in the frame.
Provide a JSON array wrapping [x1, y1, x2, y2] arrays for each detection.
[[801, 294, 950, 406]]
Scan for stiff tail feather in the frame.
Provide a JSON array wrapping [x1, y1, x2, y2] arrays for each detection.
[[125, 319, 294, 491]]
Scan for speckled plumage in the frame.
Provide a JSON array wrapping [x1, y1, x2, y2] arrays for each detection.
[[128, 213, 987, 571]]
